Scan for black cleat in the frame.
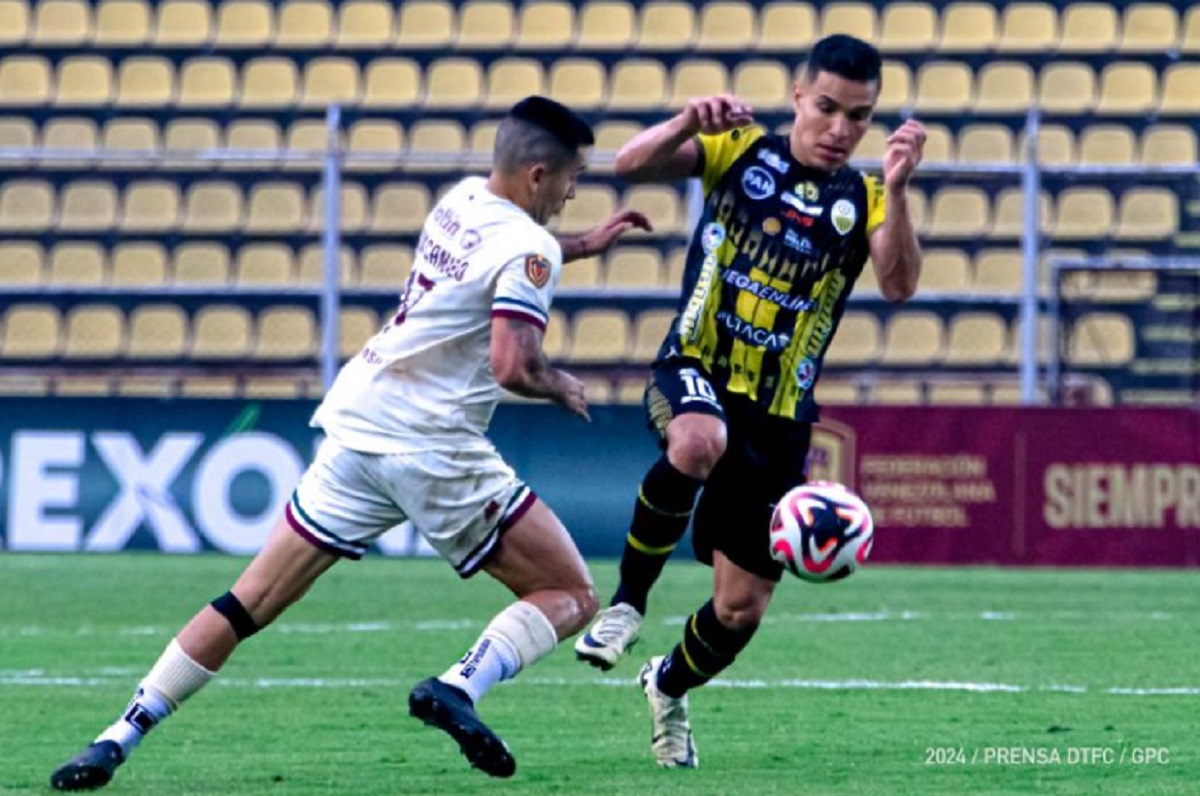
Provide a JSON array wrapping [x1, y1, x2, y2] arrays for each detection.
[[408, 678, 516, 778], [50, 741, 125, 791]]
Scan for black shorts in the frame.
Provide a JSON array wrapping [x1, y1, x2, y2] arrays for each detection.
[[644, 360, 813, 582]]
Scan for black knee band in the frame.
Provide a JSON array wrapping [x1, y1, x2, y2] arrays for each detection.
[[210, 591, 261, 640]]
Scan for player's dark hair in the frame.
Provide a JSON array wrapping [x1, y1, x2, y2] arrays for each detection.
[[803, 34, 883, 85], [494, 95, 594, 173]]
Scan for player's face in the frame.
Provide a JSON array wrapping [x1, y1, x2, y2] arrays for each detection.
[[531, 151, 587, 225], [790, 70, 878, 172]]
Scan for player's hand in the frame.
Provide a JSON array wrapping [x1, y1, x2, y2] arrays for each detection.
[[680, 94, 755, 136], [580, 209, 653, 257], [883, 119, 926, 190], [555, 371, 591, 422]]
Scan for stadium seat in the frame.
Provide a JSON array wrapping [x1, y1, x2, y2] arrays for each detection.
[[334, 1, 393, 47], [1115, 188, 1177, 240], [577, 1, 634, 49], [1141, 124, 1197, 165], [370, 182, 431, 233], [1039, 62, 1096, 113], [542, 309, 569, 360], [973, 249, 1023, 295], [625, 185, 681, 234], [115, 56, 174, 107], [336, 307, 377, 359], [174, 243, 231, 284], [39, 118, 96, 172], [669, 60, 729, 108], [610, 59, 667, 109], [928, 187, 990, 238], [180, 377, 238, 397], [558, 256, 602, 289], [582, 377, 615, 404], [2, 304, 61, 358], [225, 119, 282, 170], [177, 58, 235, 107], [154, 0, 212, 46], [558, 184, 616, 234], [123, 181, 181, 232], [192, 305, 253, 359], [119, 377, 172, 397], [607, 247, 663, 289], [880, 312, 944, 365], [1060, 3, 1118, 51], [1067, 313, 1134, 365], [958, 124, 1015, 163], [469, 120, 499, 160], [284, 119, 328, 164], [876, 61, 912, 112], [309, 183, 368, 234], [637, 2, 695, 50], [0, 56, 52, 106], [919, 249, 972, 293], [347, 119, 405, 170], [111, 243, 167, 285], [855, 124, 888, 161], [1159, 64, 1200, 113], [631, 309, 675, 362], [255, 307, 316, 360], [246, 182, 306, 232], [664, 247, 687, 286], [1181, 6, 1200, 51], [215, 0, 273, 47], [870, 381, 922, 404], [549, 58, 606, 109], [928, 383, 986, 404], [299, 243, 355, 285], [396, 1, 453, 48], [236, 244, 294, 285], [485, 58, 545, 109], [128, 304, 187, 358], [165, 119, 221, 153], [299, 57, 359, 108], [820, 3, 877, 41], [0, 117, 35, 164], [241, 57, 299, 108], [923, 126, 960, 164], [0, 1, 30, 46], [32, 0, 90, 45], [731, 61, 791, 111], [101, 120, 159, 171], [243, 377, 305, 399], [59, 181, 117, 232], [56, 56, 113, 106], [1027, 124, 1076, 165], [516, 1, 574, 49], [362, 58, 420, 108], [406, 119, 466, 170], [1097, 62, 1157, 114], [939, 2, 997, 51], [944, 312, 1007, 364], [997, 2, 1058, 50], [1053, 187, 1114, 240], [277, 0, 333, 48], [879, 2, 935, 51], [183, 181, 242, 232], [0, 242, 42, 285], [914, 61, 973, 113], [568, 308, 630, 362], [615, 376, 647, 405], [974, 62, 1034, 112], [852, 261, 880, 295], [49, 243, 105, 285], [1079, 125, 1137, 164], [814, 380, 860, 404], [824, 311, 880, 364], [425, 58, 483, 108], [757, 2, 815, 49], [458, 1, 515, 48], [1120, 4, 1179, 51], [359, 244, 412, 287], [697, 2, 756, 51], [64, 305, 124, 359]]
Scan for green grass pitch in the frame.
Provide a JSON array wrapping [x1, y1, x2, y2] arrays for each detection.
[[1, 554, 1196, 795]]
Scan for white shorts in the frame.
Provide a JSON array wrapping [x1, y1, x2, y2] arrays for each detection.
[[286, 438, 536, 577]]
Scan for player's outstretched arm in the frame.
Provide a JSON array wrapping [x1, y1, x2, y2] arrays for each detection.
[[869, 119, 926, 302], [614, 94, 754, 184], [557, 209, 654, 263], [491, 317, 590, 421]]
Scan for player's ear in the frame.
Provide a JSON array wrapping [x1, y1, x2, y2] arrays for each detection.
[[529, 162, 547, 189]]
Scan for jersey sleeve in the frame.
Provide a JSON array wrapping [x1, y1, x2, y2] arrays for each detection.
[[492, 246, 561, 332], [698, 125, 766, 197], [863, 173, 887, 234]]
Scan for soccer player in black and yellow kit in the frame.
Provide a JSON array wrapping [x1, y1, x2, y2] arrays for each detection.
[[574, 35, 926, 768]]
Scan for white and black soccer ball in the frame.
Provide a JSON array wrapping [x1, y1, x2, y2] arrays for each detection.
[[769, 481, 874, 583]]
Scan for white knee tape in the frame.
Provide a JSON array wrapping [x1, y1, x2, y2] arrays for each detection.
[[482, 601, 558, 672]]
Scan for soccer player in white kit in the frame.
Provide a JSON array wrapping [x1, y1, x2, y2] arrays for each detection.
[[50, 96, 652, 790]]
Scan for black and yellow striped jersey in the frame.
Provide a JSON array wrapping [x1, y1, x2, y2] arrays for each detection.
[[656, 125, 886, 421]]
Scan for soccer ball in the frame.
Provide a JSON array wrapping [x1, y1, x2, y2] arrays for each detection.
[[769, 481, 874, 583]]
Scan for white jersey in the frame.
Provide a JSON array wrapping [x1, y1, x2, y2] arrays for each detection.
[[312, 176, 562, 454]]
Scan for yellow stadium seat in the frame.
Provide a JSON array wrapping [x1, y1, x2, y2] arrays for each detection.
[[114, 377, 175, 398], [997, 2, 1058, 51], [183, 181, 242, 232], [958, 124, 1014, 163], [309, 183, 368, 235], [192, 305, 251, 359], [1038, 62, 1096, 113], [300, 57, 360, 108], [974, 62, 1034, 112], [815, 380, 860, 405], [469, 120, 499, 161], [485, 58, 545, 110], [1097, 62, 1157, 114], [757, 2, 815, 49], [824, 311, 880, 364], [458, 1, 514, 48], [0, 117, 34, 165], [55, 56, 112, 107], [277, 0, 333, 47], [245, 182, 305, 232], [540, 310, 569, 360], [903, 187, 929, 236], [516, 1, 574, 49], [698, 2, 756, 51], [1060, 3, 1118, 51], [944, 312, 1007, 364], [607, 247, 663, 289], [1116, 189, 1177, 240], [174, 58, 234, 107], [243, 377, 305, 399], [853, 261, 880, 294], [731, 61, 790, 112], [1053, 187, 1114, 240], [881, 312, 944, 365], [549, 58, 606, 109], [568, 309, 630, 363], [1079, 125, 1136, 164], [919, 249, 972, 293], [406, 119, 466, 170], [929, 187, 990, 238], [610, 59, 667, 110], [615, 376, 647, 405], [854, 123, 887, 161], [879, 2, 935, 51], [396, 1, 453, 48], [115, 56, 174, 107], [558, 184, 616, 234], [39, 118, 96, 172], [101, 119, 159, 168], [876, 61, 912, 112], [1160, 64, 1200, 113], [1120, 4, 1178, 50], [164, 119, 220, 152], [32, 0, 90, 45], [1141, 124, 1197, 165], [577, 1, 634, 49], [362, 58, 420, 107], [215, 0, 272, 47], [558, 257, 602, 289], [60, 180, 117, 231], [298, 243, 355, 285], [123, 181, 181, 232], [335, 1, 393, 47], [64, 305, 124, 359], [339, 307, 379, 358], [241, 57, 298, 108], [49, 243, 105, 285], [154, 0, 212, 46], [625, 186, 680, 234], [347, 119, 404, 170], [370, 182, 431, 233], [669, 60, 728, 108], [939, 2, 997, 52], [821, 3, 876, 40], [174, 243, 231, 284], [425, 58, 483, 109], [592, 122, 640, 163], [870, 381, 922, 405], [973, 249, 1022, 295], [1180, 6, 1200, 51], [3, 304, 61, 358], [631, 309, 675, 362], [928, 383, 986, 405], [359, 244, 412, 287], [236, 244, 294, 285], [128, 305, 186, 358], [0, 1, 29, 46], [180, 377, 238, 397], [992, 187, 1053, 239], [112, 243, 167, 285], [1025, 123, 1076, 165], [664, 247, 687, 286], [1067, 313, 1134, 366], [637, 2, 695, 50], [914, 61, 973, 113], [256, 307, 316, 359], [225, 119, 281, 171], [284, 119, 328, 163], [0, 56, 52, 106], [0, 242, 42, 285]]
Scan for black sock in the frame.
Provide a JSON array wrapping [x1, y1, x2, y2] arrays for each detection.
[[611, 456, 704, 615], [657, 600, 758, 698]]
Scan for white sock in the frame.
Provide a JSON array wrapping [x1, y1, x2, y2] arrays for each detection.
[[437, 601, 558, 704], [95, 639, 215, 757]]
